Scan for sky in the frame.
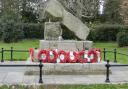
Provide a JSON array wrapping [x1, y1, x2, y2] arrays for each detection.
[[99, 0, 105, 14]]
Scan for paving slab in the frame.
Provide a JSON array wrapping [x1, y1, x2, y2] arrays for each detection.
[[0, 61, 128, 85], [3, 72, 24, 84], [22, 76, 36, 85], [0, 73, 7, 83]]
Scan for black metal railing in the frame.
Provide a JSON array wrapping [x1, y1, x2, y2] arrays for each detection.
[[0, 47, 29, 62], [1, 47, 128, 83], [102, 48, 128, 83], [0, 47, 128, 63], [105, 60, 128, 83], [103, 48, 128, 63], [0, 60, 43, 83]]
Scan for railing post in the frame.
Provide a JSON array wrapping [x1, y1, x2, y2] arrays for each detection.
[[1, 48, 4, 62], [39, 60, 43, 83], [103, 48, 106, 61], [105, 60, 110, 83], [11, 47, 13, 61], [114, 48, 117, 63]]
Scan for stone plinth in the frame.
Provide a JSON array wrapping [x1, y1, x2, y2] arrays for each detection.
[[39, 40, 93, 51], [25, 62, 107, 75]]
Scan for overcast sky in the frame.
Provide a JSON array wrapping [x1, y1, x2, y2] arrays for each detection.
[[99, 0, 104, 14]]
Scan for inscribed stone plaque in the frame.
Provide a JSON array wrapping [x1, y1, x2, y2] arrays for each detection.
[[58, 42, 77, 51], [44, 22, 62, 40]]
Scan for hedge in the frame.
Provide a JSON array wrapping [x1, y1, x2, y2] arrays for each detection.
[[0, 22, 80, 43], [0, 23, 3, 40], [22, 23, 44, 39], [61, 24, 80, 40], [1, 21, 24, 43], [87, 24, 128, 42], [0, 23, 44, 43], [117, 32, 128, 47], [2, 22, 128, 43]]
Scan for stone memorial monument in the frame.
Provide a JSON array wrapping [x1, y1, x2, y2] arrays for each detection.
[[26, 0, 107, 75], [40, 0, 93, 51]]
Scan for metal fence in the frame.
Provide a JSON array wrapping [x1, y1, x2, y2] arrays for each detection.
[[0, 47, 29, 62], [105, 60, 128, 83], [0, 60, 43, 83], [103, 48, 128, 63], [0, 47, 128, 83], [0, 47, 128, 63], [0, 47, 43, 83]]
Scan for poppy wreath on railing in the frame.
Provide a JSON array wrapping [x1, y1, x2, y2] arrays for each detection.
[[31, 48, 101, 63], [47, 50, 58, 63], [67, 51, 78, 63], [58, 50, 67, 63], [29, 48, 34, 62], [95, 48, 102, 62], [37, 49, 48, 63], [88, 49, 98, 63], [77, 50, 88, 63]]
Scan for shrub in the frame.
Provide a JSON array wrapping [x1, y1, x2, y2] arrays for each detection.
[[2, 21, 24, 43], [87, 24, 128, 42], [103, 0, 122, 24], [0, 23, 3, 40], [22, 23, 44, 39], [0, 15, 24, 43], [22, 23, 79, 40], [1, 22, 44, 43], [61, 24, 80, 40], [117, 32, 128, 47]]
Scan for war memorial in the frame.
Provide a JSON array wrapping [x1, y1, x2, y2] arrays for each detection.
[[28, 0, 105, 75], [1, 0, 128, 87]]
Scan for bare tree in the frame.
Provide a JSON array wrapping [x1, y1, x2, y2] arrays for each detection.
[[58, 0, 100, 19], [0, 0, 101, 22]]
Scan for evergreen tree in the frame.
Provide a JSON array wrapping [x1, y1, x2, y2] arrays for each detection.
[[103, 0, 123, 23]]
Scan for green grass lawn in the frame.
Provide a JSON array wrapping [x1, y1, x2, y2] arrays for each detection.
[[0, 39, 128, 63], [93, 42, 128, 64], [1, 84, 128, 89], [0, 39, 39, 61]]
